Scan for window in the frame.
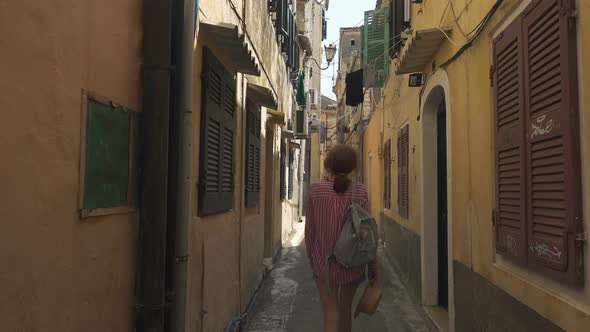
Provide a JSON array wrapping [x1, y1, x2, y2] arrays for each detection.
[[79, 91, 141, 218], [245, 101, 261, 208], [361, 8, 390, 87], [492, 0, 583, 285], [383, 139, 391, 209], [322, 9, 327, 41], [397, 125, 409, 219], [198, 47, 236, 216], [350, 39, 356, 46], [389, 0, 408, 58]]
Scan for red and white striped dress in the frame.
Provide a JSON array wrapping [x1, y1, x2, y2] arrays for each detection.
[[305, 179, 377, 286]]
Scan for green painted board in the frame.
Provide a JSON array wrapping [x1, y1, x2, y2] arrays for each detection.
[[83, 99, 130, 210]]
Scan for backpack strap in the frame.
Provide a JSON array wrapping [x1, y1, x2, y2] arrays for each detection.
[[351, 178, 357, 204]]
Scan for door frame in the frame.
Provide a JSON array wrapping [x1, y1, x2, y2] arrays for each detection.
[[419, 69, 455, 330]]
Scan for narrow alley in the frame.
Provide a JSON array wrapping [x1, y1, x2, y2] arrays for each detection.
[[2, 0, 590, 331], [243, 222, 436, 332]]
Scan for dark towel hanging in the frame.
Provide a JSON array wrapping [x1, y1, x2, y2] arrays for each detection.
[[346, 69, 364, 106]]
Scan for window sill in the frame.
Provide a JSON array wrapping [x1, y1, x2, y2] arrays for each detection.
[[493, 255, 590, 316], [80, 206, 136, 219]]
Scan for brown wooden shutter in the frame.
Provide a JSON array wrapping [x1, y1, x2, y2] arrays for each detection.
[[492, 16, 528, 263], [383, 139, 391, 209], [398, 125, 409, 219], [245, 102, 261, 208], [522, 0, 583, 284], [198, 47, 235, 216], [403, 125, 409, 218]]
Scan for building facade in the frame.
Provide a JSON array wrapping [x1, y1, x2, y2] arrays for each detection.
[[0, 1, 142, 331], [355, 0, 590, 331], [0, 0, 320, 331]]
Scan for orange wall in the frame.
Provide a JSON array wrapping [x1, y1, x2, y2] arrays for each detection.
[[0, 1, 141, 331]]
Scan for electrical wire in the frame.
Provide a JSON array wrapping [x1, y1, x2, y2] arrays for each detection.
[[436, 27, 463, 47], [439, 0, 505, 69]]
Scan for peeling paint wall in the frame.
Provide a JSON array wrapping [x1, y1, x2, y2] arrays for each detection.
[[0, 1, 141, 331]]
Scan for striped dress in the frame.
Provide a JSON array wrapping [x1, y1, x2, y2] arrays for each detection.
[[305, 179, 377, 286]]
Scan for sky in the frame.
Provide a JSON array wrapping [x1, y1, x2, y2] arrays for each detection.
[[320, 0, 376, 100]]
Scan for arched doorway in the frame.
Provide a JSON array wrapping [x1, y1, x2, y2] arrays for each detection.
[[420, 70, 454, 330]]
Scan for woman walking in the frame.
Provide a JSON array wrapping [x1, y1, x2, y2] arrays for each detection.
[[305, 145, 377, 332]]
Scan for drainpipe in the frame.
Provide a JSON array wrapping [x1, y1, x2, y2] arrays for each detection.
[[171, 0, 196, 331], [137, 0, 173, 330]]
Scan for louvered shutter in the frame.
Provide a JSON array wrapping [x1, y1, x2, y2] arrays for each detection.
[[245, 102, 261, 208], [277, 0, 289, 38], [522, 0, 583, 284], [403, 126, 409, 218], [383, 139, 391, 209], [398, 126, 409, 219], [363, 8, 389, 87], [198, 48, 235, 216], [492, 16, 527, 263], [280, 142, 286, 200], [288, 149, 294, 199]]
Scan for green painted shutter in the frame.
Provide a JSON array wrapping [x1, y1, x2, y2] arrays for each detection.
[[288, 149, 294, 199], [280, 142, 286, 200], [198, 47, 235, 216], [277, 0, 289, 38], [245, 102, 261, 208], [363, 8, 390, 87]]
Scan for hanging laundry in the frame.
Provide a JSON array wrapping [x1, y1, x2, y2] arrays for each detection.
[[346, 69, 364, 106]]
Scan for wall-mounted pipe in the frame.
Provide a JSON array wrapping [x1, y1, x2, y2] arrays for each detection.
[[137, 0, 173, 330], [171, 0, 197, 331]]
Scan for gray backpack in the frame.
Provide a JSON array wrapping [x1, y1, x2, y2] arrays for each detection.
[[326, 181, 378, 288]]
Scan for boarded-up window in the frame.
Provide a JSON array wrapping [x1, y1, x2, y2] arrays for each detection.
[[79, 92, 141, 219], [245, 101, 261, 208], [198, 47, 236, 216], [383, 139, 391, 209], [492, 0, 583, 285], [397, 125, 409, 219]]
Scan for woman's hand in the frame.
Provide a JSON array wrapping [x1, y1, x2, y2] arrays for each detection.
[[369, 270, 378, 285]]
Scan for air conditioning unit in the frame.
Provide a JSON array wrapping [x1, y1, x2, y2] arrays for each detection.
[[309, 88, 319, 108], [294, 108, 308, 139]]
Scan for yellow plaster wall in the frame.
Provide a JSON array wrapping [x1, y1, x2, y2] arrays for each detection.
[[363, 106, 384, 219], [188, 0, 299, 330], [381, 1, 590, 330]]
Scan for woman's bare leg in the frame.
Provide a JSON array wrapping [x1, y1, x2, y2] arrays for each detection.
[[316, 280, 339, 332], [337, 283, 359, 332]]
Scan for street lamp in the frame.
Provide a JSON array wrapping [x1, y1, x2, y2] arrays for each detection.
[[311, 44, 337, 70]]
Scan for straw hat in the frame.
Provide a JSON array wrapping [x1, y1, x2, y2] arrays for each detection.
[[354, 283, 382, 318]]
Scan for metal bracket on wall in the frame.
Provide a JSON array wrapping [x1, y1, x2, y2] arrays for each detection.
[[175, 255, 189, 263], [575, 231, 587, 247]]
